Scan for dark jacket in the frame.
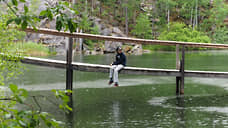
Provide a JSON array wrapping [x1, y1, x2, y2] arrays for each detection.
[[113, 52, 126, 66]]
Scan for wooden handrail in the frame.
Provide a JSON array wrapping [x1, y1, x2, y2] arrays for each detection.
[[23, 27, 228, 49]]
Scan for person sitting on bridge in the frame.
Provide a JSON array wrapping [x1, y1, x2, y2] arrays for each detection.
[[109, 46, 126, 87]]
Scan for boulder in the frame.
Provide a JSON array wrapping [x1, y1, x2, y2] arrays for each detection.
[[112, 27, 126, 37], [112, 27, 123, 35], [124, 46, 132, 53], [104, 41, 122, 53], [131, 44, 143, 55], [101, 28, 112, 36]]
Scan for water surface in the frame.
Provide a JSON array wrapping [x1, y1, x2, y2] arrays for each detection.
[[16, 50, 228, 128]]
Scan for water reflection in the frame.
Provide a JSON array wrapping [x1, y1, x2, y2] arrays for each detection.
[[15, 50, 228, 127], [111, 101, 121, 128], [66, 95, 74, 128], [176, 96, 185, 128]]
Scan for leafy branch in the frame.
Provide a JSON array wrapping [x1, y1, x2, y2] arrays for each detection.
[[3, 0, 79, 33]]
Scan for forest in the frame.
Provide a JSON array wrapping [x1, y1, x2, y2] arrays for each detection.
[[73, 0, 228, 44]]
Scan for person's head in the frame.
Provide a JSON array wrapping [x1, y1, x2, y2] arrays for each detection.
[[116, 46, 122, 54]]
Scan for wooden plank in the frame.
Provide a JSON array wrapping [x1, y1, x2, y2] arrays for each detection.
[[72, 62, 181, 76], [21, 57, 66, 69], [20, 57, 228, 79], [23, 28, 228, 49], [185, 70, 228, 78]]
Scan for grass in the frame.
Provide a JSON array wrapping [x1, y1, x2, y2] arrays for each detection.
[[12, 42, 56, 56]]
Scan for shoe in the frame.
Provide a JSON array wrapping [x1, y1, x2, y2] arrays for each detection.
[[108, 79, 113, 85], [114, 83, 119, 87]]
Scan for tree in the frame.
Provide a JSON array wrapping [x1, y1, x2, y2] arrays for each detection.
[[131, 13, 153, 39], [155, 0, 177, 28], [158, 22, 211, 43]]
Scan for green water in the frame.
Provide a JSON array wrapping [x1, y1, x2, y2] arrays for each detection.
[[16, 50, 228, 128]]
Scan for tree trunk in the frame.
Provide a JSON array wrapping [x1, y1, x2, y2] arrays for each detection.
[[166, 0, 170, 30], [125, 6, 128, 36], [72, 0, 76, 4], [133, 10, 136, 24], [193, 0, 198, 29], [99, 1, 102, 16], [195, 0, 198, 28], [167, 9, 170, 30], [85, 0, 88, 14], [190, 8, 193, 26], [91, 0, 94, 13]]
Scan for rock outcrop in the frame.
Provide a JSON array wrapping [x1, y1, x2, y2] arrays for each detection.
[[22, 0, 143, 55]]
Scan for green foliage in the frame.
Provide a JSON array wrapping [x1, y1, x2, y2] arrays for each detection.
[[146, 22, 211, 51], [0, 13, 24, 85], [52, 90, 73, 113], [2, 0, 79, 33], [0, 84, 67, 127], [78, 13, 92, 32], [155, 0, 177, 25], [131, 13, 153, 39], [159, 22, 211, 43], [0, 9, 70, 128], [39, 1, 79, 33], [209, 0, 228, 27], [78, 13, 100, 48], [212, 27, 228, 44], [202, 0, 228, 43]]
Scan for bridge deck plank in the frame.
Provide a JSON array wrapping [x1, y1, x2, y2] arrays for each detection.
[[21, 57, 228, 78]]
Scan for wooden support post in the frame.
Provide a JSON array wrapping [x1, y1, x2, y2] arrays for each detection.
[[66, 37, 73, 91], [176, 45, 180, 95], [66, 37, 73, 108], [176, 45, 180, 69], [180, 45, 185, 95]]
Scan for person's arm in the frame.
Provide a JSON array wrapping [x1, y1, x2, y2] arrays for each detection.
[[111, 55, 118, 65]]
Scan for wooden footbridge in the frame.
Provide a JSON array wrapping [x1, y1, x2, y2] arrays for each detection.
[[18, 28, 228, 95]]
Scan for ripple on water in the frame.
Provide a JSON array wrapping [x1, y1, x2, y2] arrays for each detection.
[[148, 95, 228, 127]]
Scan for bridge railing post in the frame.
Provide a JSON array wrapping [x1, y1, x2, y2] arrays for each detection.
[[176, 45, 180, 95]]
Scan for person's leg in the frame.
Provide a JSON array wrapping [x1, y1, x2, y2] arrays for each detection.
[[113, 65, 124, 84], [109, 65, 117, 84], [109, 65, 117, 78]]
